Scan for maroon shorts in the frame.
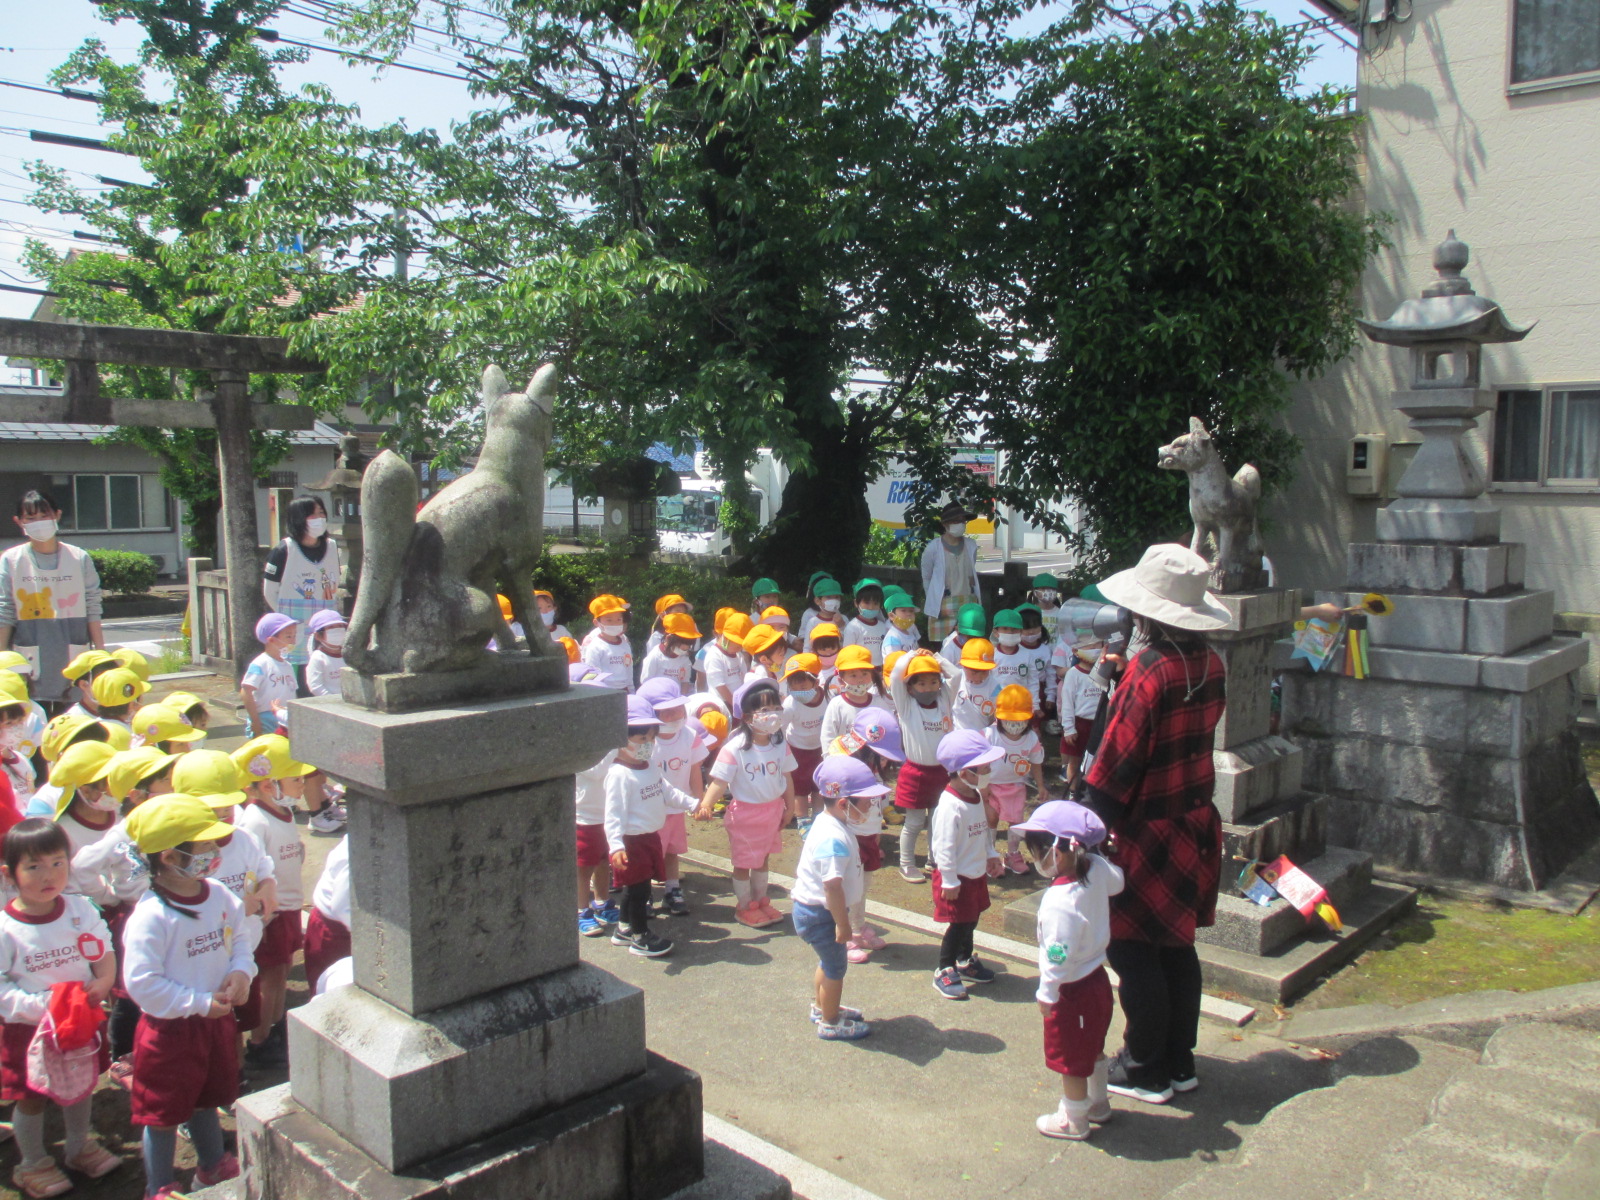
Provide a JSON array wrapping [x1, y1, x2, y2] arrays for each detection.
[[931, 870, 991, 923], [790, 745, 824, 795], [1062, 717, 1094, 759], [576, 822, 609, 870], [131, 1013, 240, 1127], [856, 833, 884, 872], [303, 908, 351, 996], [104, 902, 134, 1001], [255, 909, 304, 969], [612, 831, 665, 888], [1, 1019, 111, 1104], [234, 975, 263, 1033], [1042, 965, 1114, 1078], [894, 761, 949, 811]]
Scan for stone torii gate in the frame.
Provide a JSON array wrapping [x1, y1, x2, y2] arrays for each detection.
[[0, 316, 323, 675]]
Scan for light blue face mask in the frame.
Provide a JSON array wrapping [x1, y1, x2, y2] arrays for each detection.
[[789, 688, 818, 704], [857, 607, 881, 619]]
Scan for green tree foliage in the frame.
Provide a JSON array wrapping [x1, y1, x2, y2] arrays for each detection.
[[21, 1, 418, 556]]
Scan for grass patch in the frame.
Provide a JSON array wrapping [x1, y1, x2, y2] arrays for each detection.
[[151, 644, 191, 676], [1294, 897, 1600, 1011]]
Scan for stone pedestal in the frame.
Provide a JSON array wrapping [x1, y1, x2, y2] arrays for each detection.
[[244, 679, 715, 1199]]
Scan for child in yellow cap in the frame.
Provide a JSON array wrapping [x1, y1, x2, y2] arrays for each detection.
[[645, 594, 692, 655], [986, 685, 1046, 874], [162, 692, 210, 746], [887, 649, 961, 884], [704, 612, 752, 709], [533, 589, 571, 643], [692, 608, 734, 692], [781, 654, 827, 832], [131, 703, 206, 756], [582, 596, 634, 693], [0, 818, 121, 1193], [231, 736, 314, 1069], [741, 623, 788, 687], [953, 638, 1000, 732], [820, 645, 880, 748], [61, 649, 116, 720], [89, 666, 151, 738], [24, 715, 110, 820], [639, 612, 700, 691], [122, 793, 253, 1196], [0, 670, 40, 813], [47, 740, 121, 905]]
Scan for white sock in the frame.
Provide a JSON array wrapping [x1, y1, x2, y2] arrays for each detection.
[[733, 877, 753, 907], [1090, 1057, 1110, 1107], [63, 1096, 92, 1161], [899, 809, 928, 869], [664, 877, 680, 890], [1063, 1097, 1091, 1128], [1007, 829, 1023, 854], [848, 897, 867, 936], [751, 869, 769, 901], [13, 1107, 46, 1167], [590, 898, 606, 910]]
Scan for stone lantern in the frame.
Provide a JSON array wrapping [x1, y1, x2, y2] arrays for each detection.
[[1354, 230, 1533, 545], [310, 434, 368, 613]]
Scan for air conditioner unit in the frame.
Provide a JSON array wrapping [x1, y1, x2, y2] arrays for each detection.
[[149, 555, 167, 574]]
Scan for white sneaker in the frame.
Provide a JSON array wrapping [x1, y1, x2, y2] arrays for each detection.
[[308, 808, 346, 836], [1037, 1109, 1091, 1140]]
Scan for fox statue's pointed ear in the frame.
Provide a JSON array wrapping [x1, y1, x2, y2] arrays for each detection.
[[527, 363, 558, 414], [482, 364, 510, 409], [1189, 416, 1209, 438]]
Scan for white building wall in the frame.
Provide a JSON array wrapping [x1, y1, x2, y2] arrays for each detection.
[[1268, 0, 1600, 614]]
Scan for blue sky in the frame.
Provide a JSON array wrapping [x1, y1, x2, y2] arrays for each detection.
[[0, 1, 1356, 322]]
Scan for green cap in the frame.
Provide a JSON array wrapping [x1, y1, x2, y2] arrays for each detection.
[[752, 578, 780, 597], [813, 577, 843, 597], [884, 590, 915, 612], [1080, 583, 1110, 605], [956, 603, 988, 637], [992, 608, 1023, 630], [808, 570, 832, 590], [1032, 573, 1059, 589], [853, 578, 882, 596]]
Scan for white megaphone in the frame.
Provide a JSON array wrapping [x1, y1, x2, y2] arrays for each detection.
[[1057, 598, 1134, 648]]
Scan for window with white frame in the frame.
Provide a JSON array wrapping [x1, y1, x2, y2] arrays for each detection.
[[1492, 386, 1600, 486], [57, 474, 172, 532], [1510, 0, 1600, 91]]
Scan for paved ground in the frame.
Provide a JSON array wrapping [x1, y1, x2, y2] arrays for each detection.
[[582, 865, 1346, 1200]]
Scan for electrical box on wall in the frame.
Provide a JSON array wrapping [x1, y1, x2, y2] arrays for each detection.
[[1347, 435, 1388, 497]]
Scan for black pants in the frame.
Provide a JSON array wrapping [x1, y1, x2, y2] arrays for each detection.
[[1106, 939, 1202, 1086], [939, 921, 976, 970], [109, 995, 142, 1060], [621, 881, 652, 935]]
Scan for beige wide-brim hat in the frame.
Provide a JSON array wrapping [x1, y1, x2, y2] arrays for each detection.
[[1097, 544, 1233, 632]]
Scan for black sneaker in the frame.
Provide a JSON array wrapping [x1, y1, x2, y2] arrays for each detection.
[[627, 931, 673, 958], [609, 928, 634, 947], [244, 1038, 288, 1069], [957, 955, 996, 984], [1170, 1072, 1199, 1094], [662, 887, 690, 917], [1105, 1051, 1172, 1104]]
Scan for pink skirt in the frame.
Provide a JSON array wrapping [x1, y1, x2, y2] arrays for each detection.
[[987, 782, 1028, 825], [660, 811, 689, 856], [724, 798, 786, 869]]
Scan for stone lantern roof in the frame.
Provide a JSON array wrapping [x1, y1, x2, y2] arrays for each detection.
[[1355, 231, 1535, 347]]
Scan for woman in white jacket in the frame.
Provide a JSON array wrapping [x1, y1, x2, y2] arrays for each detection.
[[920, 502, 982, 643]]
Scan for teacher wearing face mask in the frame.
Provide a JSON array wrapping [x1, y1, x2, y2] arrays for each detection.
[[0, 489, 106, 706], [262, 495, 342, 697], [920, 501, 982, 646]]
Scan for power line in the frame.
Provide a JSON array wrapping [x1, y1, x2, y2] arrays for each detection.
[[0, 78, 104, 104]]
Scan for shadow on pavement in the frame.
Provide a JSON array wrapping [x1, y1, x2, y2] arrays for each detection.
[[850, 1015, 1009, 1066]]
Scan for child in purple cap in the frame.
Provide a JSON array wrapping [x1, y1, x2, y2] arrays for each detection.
[[603, 696, 700, 957], [240, 613, 299, 736], [928, 729, 1005, 1000], [637, 678, 708, 917], [825, 707, 902, 962], [790, 757, 882, 1041], [1013, 799, 1125, 1140], [304, 609, 347, 698]]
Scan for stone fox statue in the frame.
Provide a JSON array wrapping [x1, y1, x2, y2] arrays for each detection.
[[345, 364, 559, 675], [1157, 416, 1262, 581]]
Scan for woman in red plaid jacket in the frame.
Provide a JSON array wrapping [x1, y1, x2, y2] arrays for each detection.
[[1083, 544, 1229, 1106]]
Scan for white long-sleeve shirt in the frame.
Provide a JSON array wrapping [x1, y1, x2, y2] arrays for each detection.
[[639, 646, 693, 690], [306, 647, 345, 697], [603, 761, 697, 854], [842, 617, 888, 666], [1035, 856, 1125, 1002], [703, 644, 745, 699], [919, 536, 980, 620], [0, 894, 110, 1025], [58, 808, 120, 907], [782, 693, 826, 751], [237, 802, 306, 911], [71, 820, 151, 907], [582, 634, 634, 692], [889, 653, 958, 768], [311, 837, 351, 927], [1058, 661, 1103, 721], [931, 788, 1000, 884], [952, 674, 1001, 731], [883, 623, 921, 658], [821, 693, 874, 748], [123, 881, 256, 1020]]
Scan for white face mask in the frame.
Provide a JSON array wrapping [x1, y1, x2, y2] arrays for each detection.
[[996, 631, 1022, 648], [181, 848, 220, 879], [961, 768, 991, 792], [1000, 719, 1030, 736], [819, 598, 840, 613], [600, 620, 625, 639], [658, 719, 684, 737], [540, 609, 556, 626], [306, 517, 328, 537], [85, 790, 120, 813], [842, 680, 873, 698], [945, 522, 966, 538], [749, 710, 783, 735], [323, 627, 347, 648], [21, 518, 57, 543], [0, 725, 22, 751], [628, 736, 657, 759]]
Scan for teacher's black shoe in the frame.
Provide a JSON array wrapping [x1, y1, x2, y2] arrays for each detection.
[[1105, 1050, 1173, 1104]]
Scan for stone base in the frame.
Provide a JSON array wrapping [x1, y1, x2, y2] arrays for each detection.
[[1376, 497, 1502, 544], [289, 964, 645, 1171], [237, 1055, 707, 1200], [1214, 735, 1305, 823], [1347, 541, 1526, 597], [339, 651, 569, 712], [1281, 661, 1600, 890], [1341, 588, 1554, 656], [1221, 791, 1328, 874], [1198, 845, 1372, 958], [1197, 880, 1418, 1005]]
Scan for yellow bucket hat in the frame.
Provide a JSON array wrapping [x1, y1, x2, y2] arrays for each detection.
[[91, 667, 151, 708], [106, 746, 178, 802], [126, 793, 233, 854], [0, 650, 33, 678], [231, 735, 314, 783], [131, 704, 206, 747], [48, 740, 117, 811], [111, 648, 152, 681], [62, 649, 115, 682], [42, 714, 101, 763], [100, 721, 131, 752], [0, 672, 26, 706], [171, 749, 246, 809]]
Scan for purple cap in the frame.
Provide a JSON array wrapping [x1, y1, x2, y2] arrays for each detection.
[[255, 612, 297, 643], [569, 663, 612, 686], [813, 756, 889, 801], [848, 707, 903, 762], [307, 609, 347, 634], [636, 676, 686, 711], [625, 696, 662, 727], [732, 678, 781, 719], [1010, 799, 1107, 847], [936, 728, 1005, 774]]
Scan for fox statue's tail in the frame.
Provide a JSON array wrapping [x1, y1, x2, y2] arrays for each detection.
[[343, 450, 421, 673]]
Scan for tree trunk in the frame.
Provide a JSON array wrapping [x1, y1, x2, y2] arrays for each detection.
[[743, 415, 874, 592], [212, 370, 265, 679], [185, 494, 220, 561]]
